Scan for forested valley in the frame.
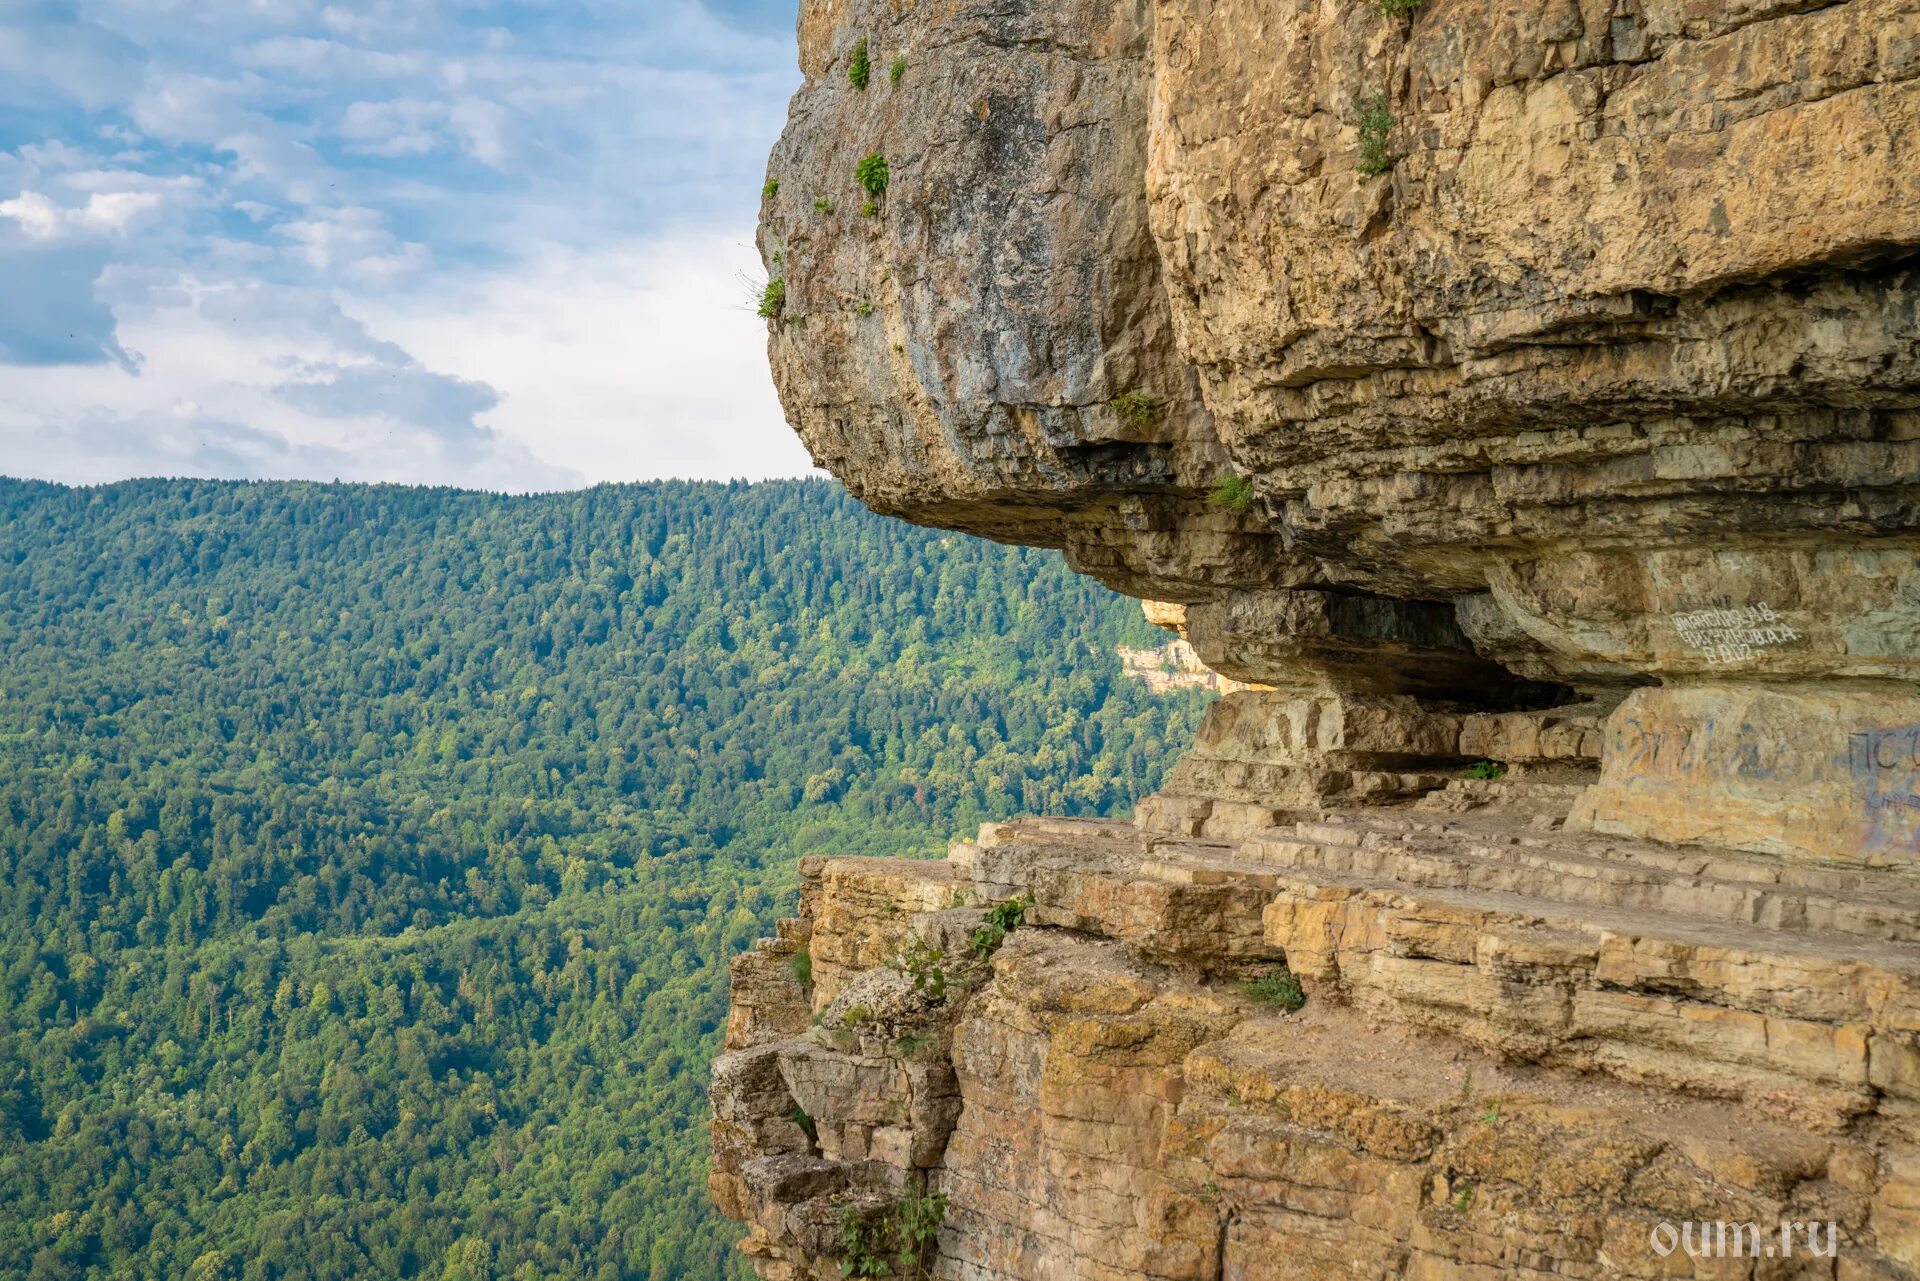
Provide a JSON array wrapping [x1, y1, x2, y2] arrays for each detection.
[[0, 477, 1208, 1280]]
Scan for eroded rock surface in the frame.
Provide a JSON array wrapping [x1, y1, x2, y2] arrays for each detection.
[[714, 823, 1920, 1277], [719, 0, 1920, 1272], [756, 0, 1920, 860]]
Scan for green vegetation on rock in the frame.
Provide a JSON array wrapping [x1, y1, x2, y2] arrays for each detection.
[[1109, 391, 1160, 434], [1209, 474, 1256, 513], [1358, 91, 1395, 176], [758, 276, 787, 320], [1240, 971, 1307, 1011]]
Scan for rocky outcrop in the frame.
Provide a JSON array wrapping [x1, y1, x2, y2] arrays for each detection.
[[719, 0, 1920, 1273], [715, 817, 1920, 1277], [754, 0, 1920, 861], [1118, 635, 1254, 695]]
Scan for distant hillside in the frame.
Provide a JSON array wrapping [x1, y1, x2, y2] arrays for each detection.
[[0, 477, 1207, 1281]]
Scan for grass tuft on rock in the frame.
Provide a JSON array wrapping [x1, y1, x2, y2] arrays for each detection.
[[1358, 91, 1395, 176], [1209, 474, 1255, 513], [1239, 971, 1306, 1011], [1109, 391, 1160, 434], [757, 277, 786, 320]]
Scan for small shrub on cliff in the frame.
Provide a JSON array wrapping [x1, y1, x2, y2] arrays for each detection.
[[969, 893, 1032, 959], [1376, 0, 1423, 15], [762, 177, 779, 199], [815, 196, 836, 215], [1357, 91, 1395, 176], [838, 1206, 891, 1277], [897, 1188, 948, 1277], [861, 200, 879, 219], [1209, 474, 1256, 513], [757, 277, 787, 320], [1109, 390, 1160, 434], [857, 151, 890, 198], [889, 937, 951, 998], [838, 1189, 947, 1280], [1465, 760, 1506, 780], [790, 945, 813, 987], [789, 1103, 818, 1144], [848, 38, 872, 90], [890, 54, 907, 85], [1240, 970, 1306, 1011]]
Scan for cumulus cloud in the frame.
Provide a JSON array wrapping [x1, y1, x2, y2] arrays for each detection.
[[0, 231, 133, 369], [0, 189, 165, 238], [0, 273, 578, 489], [277, 206, 428, 281], [0, 404, 572, 491], [130, 72, 336, 203], [356, 230, 813, 483], [0, 0, 808, 486], [0, 410, 361, 486], [275, 360, 498, 441], [337, 98, 445, 157]]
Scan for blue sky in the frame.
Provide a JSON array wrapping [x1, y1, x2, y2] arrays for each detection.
[[0, 0, 812, 488]]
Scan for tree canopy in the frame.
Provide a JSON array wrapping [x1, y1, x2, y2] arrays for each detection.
[[0, 476, 1207, 1280]]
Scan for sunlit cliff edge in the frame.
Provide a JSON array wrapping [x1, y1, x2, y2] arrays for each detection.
[[711, 0, 1920, 1274]]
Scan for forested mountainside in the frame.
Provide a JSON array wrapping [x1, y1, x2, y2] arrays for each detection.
[[0, 477, 1207, 1281]]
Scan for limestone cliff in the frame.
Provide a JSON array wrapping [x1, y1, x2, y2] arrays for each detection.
[[715, 0, 1920, 1274]]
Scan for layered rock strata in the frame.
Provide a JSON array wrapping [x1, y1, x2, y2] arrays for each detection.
[[753, 0, 1920, 862], [717, 0, 1920, 1272], [713, 808, 1920, 1277]]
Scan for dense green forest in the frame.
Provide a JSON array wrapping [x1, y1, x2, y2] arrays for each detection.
[[0, 477, 1207, 1281]]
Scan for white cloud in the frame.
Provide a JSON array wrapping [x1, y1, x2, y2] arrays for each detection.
[[0, 231, 132, 368], [0, 189, 165, 238], [0, 0, 812, 488], [237, 35, 423, 79], [131, 72, 335, 203], [356, 228, 814, 483], [0, 273, 577, 490], [447, 97, 510, 167], [58, 169, 201, 195], [338, 98, 445, 156], [278, 206, 428, 281], [16, 140, 98, 170]]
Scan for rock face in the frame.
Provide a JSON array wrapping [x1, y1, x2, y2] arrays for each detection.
[[715, 820, 1920, 1277], [718, 0, 1920, 1274]]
